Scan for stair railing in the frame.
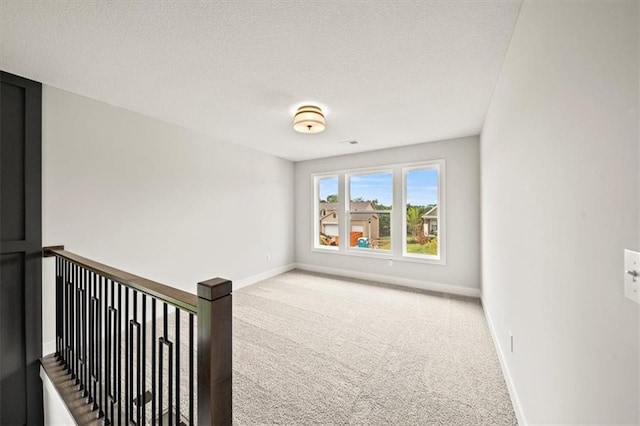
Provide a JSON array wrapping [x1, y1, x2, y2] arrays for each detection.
[[42, 246, 232, 425]]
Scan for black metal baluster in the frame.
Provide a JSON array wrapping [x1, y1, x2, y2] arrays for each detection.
[[75, 263, 79, 380], [96, 273, 103, 418], [152, 298, 157, 424], [159, 302, 168, 424], [102, 275, 108, 422], [88, 270, 94, 406], [71, 263, 77, 381], [141, 294, 147, 426], [135, 292, 141, 426], [189, 313, 194, 426], [67, 260, 72, 372], [128, 290, 141, 426], [68, 260, 73, 373], [66, 259, 70, 366], [106, 280, 113, 425], [167, 303, 173, 426], [75, 263, 80, 385], [65, 261, 70, 374], [159, 335, 174, 426], [112, 279, 118, 425], [175, 308, 180, 423], [67, 260, 71, 373], [61, 258, 67, 364], [125, 286, 130, 426], [89, 272, 98, 411], [78, 268, 85, 396], [117, 282, 122, 426], [77, 264, 82, 387], [55, 257, 62, 358], [84, 268, 89, 400], [167, 336, 174, 426]]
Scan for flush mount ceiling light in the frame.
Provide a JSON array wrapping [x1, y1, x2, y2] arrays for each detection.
[[293, 105, 325, 134]]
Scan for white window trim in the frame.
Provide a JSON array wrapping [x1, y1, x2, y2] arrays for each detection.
[[401, 160, 446, 265], [313, 174, 339, 251], [310, 159, 446, 266], [345, 169, 393, 254]]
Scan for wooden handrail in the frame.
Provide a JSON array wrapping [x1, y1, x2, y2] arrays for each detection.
[[43, 245, 198, 313]]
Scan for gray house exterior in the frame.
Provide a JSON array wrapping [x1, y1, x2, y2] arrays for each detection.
[[319, 202, 380, 241], [422, 206, 438, 237]]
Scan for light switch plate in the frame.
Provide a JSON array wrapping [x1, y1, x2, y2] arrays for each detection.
[[624, 249, 640, 304]]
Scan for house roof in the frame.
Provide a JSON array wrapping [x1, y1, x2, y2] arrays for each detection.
[[319, 201, 376, 211], [422, 206, 438, 219], [319, 202, 379, 222]]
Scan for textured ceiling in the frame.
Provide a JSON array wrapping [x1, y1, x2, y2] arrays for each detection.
[[0, 1, 522, 161]]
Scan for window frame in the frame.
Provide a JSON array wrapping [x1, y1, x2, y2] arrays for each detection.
[[345, 169, 394, 254], [310, 159, 446, 265], [313, 174, 340, 251], [401, 161, 445, 264]]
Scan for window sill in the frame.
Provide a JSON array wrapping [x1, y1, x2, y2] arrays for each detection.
[[310, 246, 446, 265], [313, 246, 339, 252]]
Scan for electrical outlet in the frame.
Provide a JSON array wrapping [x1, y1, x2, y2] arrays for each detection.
[[624, 249, 639, 304], [388, 259, 393, 267], [266, 253, 271, 262]]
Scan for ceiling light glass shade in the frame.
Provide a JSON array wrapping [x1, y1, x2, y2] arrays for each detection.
[[293, 105, 325, 133]]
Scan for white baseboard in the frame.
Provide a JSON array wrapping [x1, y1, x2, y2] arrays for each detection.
[[233, 263, 296, 291], [294, 262, 481, 298], [482, 300, 527, 425], [43, 340, 56, 357]]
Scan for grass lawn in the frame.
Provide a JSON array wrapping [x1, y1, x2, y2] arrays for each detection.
[[354, 236, 437, 254], [376, 236, 391, 250], [343, 235, 437, 255], [406, 237, 438, 255]]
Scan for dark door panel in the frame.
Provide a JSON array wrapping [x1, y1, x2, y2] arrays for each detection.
[[0, 253, 27, 424], [0, 71, 43, 425]]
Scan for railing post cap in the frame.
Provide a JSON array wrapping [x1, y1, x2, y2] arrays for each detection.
[[198, 277, 232, 301]]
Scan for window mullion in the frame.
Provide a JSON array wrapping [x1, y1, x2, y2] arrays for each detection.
[[338, 173, 347, 251], [392, 166, 403, 258]]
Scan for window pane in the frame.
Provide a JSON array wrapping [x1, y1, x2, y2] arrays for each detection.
[[348, 172, 392, 251], [405, 168, 438, 256], [349, 172, 392, 208], [317, 176, 339, 247]]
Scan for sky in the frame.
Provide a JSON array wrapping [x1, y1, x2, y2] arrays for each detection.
[[318, 169, 438, 206]]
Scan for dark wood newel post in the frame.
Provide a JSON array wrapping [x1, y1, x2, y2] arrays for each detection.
[[197, 277, 233, 425]]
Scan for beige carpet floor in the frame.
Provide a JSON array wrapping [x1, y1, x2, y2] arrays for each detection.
[[232, 270, 517, 425]]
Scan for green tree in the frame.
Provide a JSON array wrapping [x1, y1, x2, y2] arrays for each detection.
[[326, 194, 338, 203], [379, 213, 391, 237], [406, 205, 423, 238]]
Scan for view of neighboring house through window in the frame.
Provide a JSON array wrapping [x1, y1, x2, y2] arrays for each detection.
[[347, 171, 392, 251], [313, 159, 444, 263], [317, 176, 339, 248], [404, 166, 439, 258]]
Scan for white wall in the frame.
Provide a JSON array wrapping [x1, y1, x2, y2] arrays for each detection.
[[481, 1, 639, 424], [42, 86, 295, 350], [295, 136, 481, 296], [41, 367, 76, 426]]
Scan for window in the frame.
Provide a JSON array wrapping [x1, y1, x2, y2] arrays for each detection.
[[312, 160, 445, 264], [347, 171, 392, 251], [315, 175, 339, 249], [404, 166, 440, 259]]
